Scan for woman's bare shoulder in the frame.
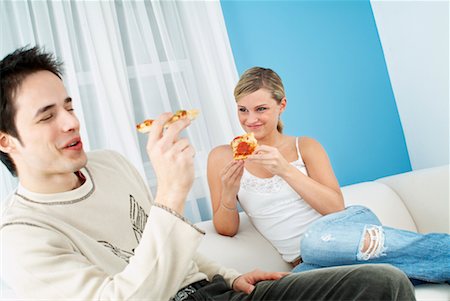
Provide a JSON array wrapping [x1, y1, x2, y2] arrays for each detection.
[[208, 144, 233, 161], [298, 136, 326, 156], [298, 136, 322, 147]]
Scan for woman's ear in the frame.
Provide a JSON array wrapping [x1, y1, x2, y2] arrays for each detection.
[[279, 97, 287, 113]]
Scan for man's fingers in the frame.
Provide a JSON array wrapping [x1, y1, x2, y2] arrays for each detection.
[[161, 117, 191, 144], [266, 271, 290, 280], [178, 143, 196, 159], [244, 283, 255, 294], [147, 113, 192, 156], [146, 112, 173, 148], [183, 144, 196, 158], [171, 138, 191, 153]]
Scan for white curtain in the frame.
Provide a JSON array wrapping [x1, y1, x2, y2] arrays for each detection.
[[0, 0, 242, 222]]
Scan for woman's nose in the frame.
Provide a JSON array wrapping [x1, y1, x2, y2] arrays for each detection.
[[247, 112, 259, 124]]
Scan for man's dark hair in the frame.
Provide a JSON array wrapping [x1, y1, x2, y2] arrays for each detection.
[[0, 46, 63, 176]]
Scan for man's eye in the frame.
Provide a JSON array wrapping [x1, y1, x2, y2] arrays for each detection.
[[40, 115, 53, 122]]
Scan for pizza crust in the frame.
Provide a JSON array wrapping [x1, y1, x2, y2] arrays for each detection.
[[136, 109, 199, 133]]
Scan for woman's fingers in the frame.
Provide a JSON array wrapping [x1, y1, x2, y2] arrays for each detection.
[[221, 160, 244, 188], [222, 160, 243, 178]]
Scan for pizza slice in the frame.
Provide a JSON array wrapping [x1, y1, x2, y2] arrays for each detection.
[[230, 132, 258, 160], [136, 109, 199, 133]]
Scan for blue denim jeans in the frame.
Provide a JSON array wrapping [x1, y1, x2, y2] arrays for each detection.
[[292, 205, 450, 284]]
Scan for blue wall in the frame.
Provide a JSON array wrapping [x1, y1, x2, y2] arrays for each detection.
[[221, 0, 411, 186]]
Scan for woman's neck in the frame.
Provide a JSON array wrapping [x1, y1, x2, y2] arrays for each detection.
[[257, 131, 286, 148]]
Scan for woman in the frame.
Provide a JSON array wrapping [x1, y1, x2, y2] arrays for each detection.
[[207, 66, 449, 284]]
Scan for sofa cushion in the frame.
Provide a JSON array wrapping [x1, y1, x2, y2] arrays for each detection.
[[414, 283, 450, 301], [342, 181, 418, 232], [196, 213, 291, 273]]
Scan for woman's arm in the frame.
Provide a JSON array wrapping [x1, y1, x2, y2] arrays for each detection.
[[284, 137, 344, 214], [247, 137, 344, 215], [207, 146, 242, 236]]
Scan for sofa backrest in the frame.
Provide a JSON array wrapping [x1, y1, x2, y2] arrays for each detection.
[[342, 181, 418, 232]]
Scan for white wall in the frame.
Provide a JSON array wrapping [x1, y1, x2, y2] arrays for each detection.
[[371, 0, 449, 170]]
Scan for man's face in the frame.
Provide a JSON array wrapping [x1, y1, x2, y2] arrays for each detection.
[[9, 70, 87, 181]]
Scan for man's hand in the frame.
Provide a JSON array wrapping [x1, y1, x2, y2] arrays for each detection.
[[146, 112, 195, 214], [232, 269, 290, 294]]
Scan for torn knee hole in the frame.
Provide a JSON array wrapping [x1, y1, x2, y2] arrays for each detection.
[[359, 225, 385, 260]]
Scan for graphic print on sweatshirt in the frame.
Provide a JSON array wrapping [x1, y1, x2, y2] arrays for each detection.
[[98, 194, 148, 263], [129, 194, 148, 243]]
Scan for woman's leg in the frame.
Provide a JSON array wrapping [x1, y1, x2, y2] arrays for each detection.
[[299, 205, 380, 265], [299, 206, 450, 283]]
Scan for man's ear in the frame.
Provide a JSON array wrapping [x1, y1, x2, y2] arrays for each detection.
[[0, 132, 15, 153]]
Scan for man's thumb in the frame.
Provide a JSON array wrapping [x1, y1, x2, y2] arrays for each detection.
[[243, 283, 255, 294]]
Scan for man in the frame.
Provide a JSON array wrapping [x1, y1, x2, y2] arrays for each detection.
[[0, 46, 415, 300]]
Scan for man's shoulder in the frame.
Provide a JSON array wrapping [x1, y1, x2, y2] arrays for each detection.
[[86, 149, 129, 168], [1, 193, 18, 219], [86, 149, 123, 161], [85, 149, 141, 182]]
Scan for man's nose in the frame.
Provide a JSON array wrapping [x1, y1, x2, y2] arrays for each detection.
[[61, 111, 80, 132]]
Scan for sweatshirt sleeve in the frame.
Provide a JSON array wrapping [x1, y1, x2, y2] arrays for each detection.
[[193, 253, 241, 288], [1, 206, 204, 301]]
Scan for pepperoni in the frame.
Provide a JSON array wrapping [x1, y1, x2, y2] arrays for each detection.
[[237, 141, 251, 155]]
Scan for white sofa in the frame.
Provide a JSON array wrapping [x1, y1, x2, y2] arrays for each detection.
[[196, 165, 450, 300]]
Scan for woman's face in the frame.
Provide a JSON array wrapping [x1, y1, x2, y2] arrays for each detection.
[[236, 88, 286, 140]]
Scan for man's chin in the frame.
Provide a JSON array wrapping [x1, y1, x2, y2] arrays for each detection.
[[73, 152, 88, 171]]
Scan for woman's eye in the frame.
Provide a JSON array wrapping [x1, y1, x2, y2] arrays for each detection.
[[239, 108, 247, 112], [257, 107, 267, 112]]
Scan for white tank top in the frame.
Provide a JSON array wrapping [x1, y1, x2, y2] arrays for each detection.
[[237, 137, 323, 262]]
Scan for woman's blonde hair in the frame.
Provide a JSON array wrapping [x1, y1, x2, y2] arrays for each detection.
[[234, 67, 285, 133]]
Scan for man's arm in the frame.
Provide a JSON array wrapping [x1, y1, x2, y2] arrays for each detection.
[[193, 252, 241, 288], [1, 206, 204, 300]]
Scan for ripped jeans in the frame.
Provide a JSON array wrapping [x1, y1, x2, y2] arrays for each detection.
[[292, 205, 450, 284]]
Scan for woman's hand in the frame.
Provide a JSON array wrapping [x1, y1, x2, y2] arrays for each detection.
[[247, 145, 292, 177], [219, 159, 244, 201], [232, 269, 290, 294]]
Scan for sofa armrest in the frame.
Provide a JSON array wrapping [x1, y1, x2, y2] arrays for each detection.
[[342, 182, 418, 232], [196, 212, 291, 273], [377, 165, 449, 234]]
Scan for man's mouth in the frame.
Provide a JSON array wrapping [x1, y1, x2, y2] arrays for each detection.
[[63, 138, 83, 150]]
